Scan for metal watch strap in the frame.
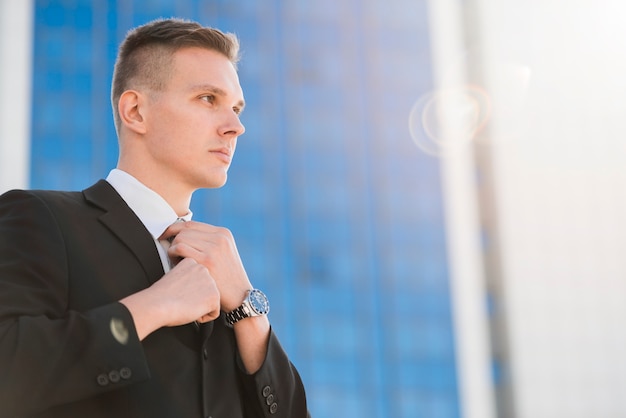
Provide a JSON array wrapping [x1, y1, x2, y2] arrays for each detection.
[[225, 305, 248, 325]]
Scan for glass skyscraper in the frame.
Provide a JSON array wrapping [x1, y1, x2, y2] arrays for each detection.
[[30, 1, 458, 416]]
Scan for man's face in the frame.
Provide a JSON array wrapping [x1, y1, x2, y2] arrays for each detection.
[[142, 47, 245, 191]]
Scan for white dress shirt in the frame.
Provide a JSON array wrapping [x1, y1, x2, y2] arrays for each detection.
[[105, 169, 192, 273]]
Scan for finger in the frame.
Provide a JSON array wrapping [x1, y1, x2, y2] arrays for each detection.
[[198, 310, 219, 323], [161, 220, 210, 241], [171, 228, 235, 256], [159, 223, 185, 241], [169, 241, 208, 262], [171, 257, 196, 268]]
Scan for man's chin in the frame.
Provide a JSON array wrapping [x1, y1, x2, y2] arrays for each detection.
[[203, 175, 228, 189]]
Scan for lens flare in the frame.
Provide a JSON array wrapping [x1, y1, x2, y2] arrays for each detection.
[[409, 85, 491, 156]]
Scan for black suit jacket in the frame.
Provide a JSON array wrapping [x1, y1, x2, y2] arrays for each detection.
[[0, 180, 308, 417]]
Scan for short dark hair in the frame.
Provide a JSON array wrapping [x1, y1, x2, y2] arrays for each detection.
[[111, 18, 240, 133]]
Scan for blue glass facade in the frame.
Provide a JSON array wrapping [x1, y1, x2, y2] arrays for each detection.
[[31, 1, 458, 416]]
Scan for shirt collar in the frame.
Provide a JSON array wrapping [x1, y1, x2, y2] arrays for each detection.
[[105, 169, 192, 239]]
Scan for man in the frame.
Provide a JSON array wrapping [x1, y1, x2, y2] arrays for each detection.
[[0, 18, 309, 417]]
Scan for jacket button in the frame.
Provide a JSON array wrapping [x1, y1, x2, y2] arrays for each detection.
[[269, 402, 278, 414], [108, 370, 121, 383], [262, 385, 271, 397], [96, 373, 109, 386], [266, 393, 274, 405], [120, 367, 132, 380]]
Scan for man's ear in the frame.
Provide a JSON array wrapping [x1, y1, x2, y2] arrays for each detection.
[[118, 90, 147, 135]]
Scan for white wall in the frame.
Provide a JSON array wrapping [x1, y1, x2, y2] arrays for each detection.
[[472, 1, 626, 417], [0, 0, 34, 193]]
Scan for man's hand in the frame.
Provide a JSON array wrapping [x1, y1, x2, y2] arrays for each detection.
[[161, 221, 252, 311], [161, 221, 271, 373], [120, 257, 220, 340]]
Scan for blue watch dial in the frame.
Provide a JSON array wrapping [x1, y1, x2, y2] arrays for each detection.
[[248, 289, 270, 315]]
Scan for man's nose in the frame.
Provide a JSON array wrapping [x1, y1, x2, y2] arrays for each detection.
[[220, 111, 245, 137]]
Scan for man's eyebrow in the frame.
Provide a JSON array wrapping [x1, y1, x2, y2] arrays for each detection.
[[190, 84, 245, 109]]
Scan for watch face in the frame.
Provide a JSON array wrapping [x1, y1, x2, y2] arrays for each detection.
[[248, 289, 270, 315]]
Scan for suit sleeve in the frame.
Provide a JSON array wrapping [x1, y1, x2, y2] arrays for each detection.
[[0, 190, 151, 416], [238, 329, 311, 418]]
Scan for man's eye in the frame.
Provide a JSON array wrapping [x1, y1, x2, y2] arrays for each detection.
[[200, 95, 215, 103]]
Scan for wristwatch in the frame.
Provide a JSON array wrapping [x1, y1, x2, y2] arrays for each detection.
[[225, 289, 270, 325]]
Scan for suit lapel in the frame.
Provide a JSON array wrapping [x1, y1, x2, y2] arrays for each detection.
[[83, 180, 202, 341], [83, 180, 164, 285]]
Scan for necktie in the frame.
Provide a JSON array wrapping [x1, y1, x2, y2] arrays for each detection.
[[157, 218, 200, 330], [159, 218, 185, 271]]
